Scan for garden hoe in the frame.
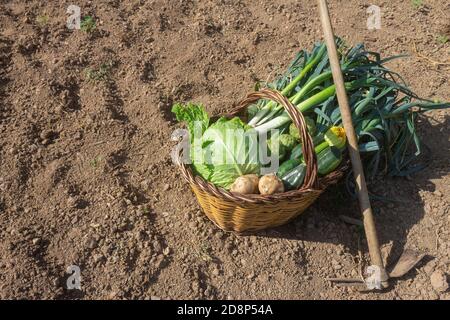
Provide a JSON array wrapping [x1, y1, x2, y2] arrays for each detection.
[[317, 0, 425, 290]]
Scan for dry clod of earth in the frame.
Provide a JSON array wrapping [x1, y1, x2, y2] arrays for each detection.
[[430, 270, 449, 293]]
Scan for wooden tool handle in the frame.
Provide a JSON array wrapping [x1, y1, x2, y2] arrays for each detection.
[[317, 0, 389, 286]]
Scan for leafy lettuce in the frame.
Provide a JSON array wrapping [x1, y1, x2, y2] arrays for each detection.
[[172, 104, 260, 189]]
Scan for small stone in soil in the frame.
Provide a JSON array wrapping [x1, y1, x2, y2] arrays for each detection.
[[66, 196, 78, 208], [430, 270, 449, 293], [188, 221, 197, 229], [191, 280, 200, 292], [212, 268, 220, 276], [93, 254, 105, 263], [215, 231, 224, 239], [86, 237, 98, 249]]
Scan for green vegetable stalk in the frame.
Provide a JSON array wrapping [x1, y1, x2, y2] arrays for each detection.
[[246, 39, 449, 178], [172, 38, 450, 191]]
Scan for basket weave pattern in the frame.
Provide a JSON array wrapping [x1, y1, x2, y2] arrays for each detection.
[[176, 88, 345, 232]]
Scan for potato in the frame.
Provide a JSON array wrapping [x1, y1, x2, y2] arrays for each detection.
[[258, 174, 284, 195], [230, 174, 259, 194], [245, 174, 259, 191]]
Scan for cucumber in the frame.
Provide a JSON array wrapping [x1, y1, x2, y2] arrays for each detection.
[[281, 163, 306, 190], [317, 146, 342, 176], [277, 158, 302, 177]]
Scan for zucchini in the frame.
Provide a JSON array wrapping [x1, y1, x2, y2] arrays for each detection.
[[282, 146, 341, 190], [312, 133, 325, 146], [289, 143, 303, 160], [289, 133, 325, 160], [317, 146, 342, 176], [314, 141, 329, 155], [277, 158, 302, 177], [281, 163, 306, 190]]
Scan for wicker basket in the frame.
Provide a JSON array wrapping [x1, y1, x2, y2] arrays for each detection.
[[176, 88, 345, 233]]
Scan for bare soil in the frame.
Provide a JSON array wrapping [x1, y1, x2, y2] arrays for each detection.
[[0, 0, 449, 300]]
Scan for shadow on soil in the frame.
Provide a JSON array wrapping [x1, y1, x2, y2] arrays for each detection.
[[253, 114, 449, 279]]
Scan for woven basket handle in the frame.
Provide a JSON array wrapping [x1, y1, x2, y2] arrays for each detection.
[[232, 88, 318, 190]]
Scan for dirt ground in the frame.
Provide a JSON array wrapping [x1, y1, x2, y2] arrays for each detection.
[[0, 0, 449, 300]]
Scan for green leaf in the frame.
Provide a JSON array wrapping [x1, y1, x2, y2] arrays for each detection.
[[171, 103, 209, 141]]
